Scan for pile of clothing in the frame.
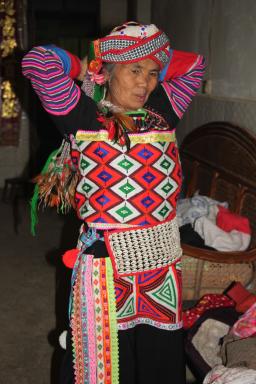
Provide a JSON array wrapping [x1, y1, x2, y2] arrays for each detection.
[[183, 282, 256, 384], [177, 195, 251, 251]]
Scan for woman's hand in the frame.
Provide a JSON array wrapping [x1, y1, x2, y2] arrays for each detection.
[[77, 56, 88, 81]]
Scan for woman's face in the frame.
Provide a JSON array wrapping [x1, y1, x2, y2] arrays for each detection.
[[106, 59, 160, 111]]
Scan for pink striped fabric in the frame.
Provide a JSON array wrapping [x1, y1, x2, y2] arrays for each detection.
[[22, 46, 80, 115], [162, 54, 206, 119]]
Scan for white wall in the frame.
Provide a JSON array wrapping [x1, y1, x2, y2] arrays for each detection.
[[152, 0, 256, 142]]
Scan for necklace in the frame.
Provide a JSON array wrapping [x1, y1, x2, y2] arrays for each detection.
[[98, 99, 125, 113]]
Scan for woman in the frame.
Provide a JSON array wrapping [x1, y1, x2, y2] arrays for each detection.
[[22, 22, 206, 384]]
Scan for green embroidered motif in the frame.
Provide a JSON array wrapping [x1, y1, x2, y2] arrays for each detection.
[[118, 297, 136, 319], [158, 205, 169, 217], [115, 205, 133, 219], [160, 158, 172, 170], [119, 181, 135, 195], [80, 158, 91, 170], [117, 158, 134, 171], [162, 181, 174, 194], [151, 275, 177, 309], [82, 182, 93, 194]]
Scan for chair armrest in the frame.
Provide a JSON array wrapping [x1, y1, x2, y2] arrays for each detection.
[[181, 243, 256, 263]]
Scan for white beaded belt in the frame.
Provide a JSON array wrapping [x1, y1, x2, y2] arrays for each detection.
[[104, 215, 182, 277]]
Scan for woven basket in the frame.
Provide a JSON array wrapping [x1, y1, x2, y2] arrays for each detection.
[[182, 254, 255, 300]]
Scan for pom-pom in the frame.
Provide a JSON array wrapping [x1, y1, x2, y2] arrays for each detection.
[[59, 330, 67, 350], [62, 248, 79, 268]]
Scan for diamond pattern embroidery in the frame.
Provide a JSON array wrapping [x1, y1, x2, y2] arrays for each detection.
[[159, 205, 169, 217], [152, 200, 173, 221], [111, 177, 142, 199], [79, 154, 97, 176], [90, 189, 121, 212], [155, 177, 178, 199], [75, 137, 181, 225], [82, 182, 93, 194], [77, 178, 99, 198], [142, 171, 156, 184], [141, 196, 154, 208], [98, 170, 112, 182], [109, 201, 140, 222], [162, 182, 174, 194], [110, 154, 141, 175], [116, 206, 133, 219], [86, 142, 120, 164], [118, 158, 134, 171], [137, 148, 153, 160], [87, 165, 123, 188], [79, 201, 96, 218], [129, 144, 162, 165], [131, 190, 162, 216], [96, 194, 110, 206], [153, 156, 175, 175], [133, 166, 165, 189], [119, 182, 135, 195]]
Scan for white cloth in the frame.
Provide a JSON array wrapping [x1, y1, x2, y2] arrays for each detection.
[[192, 319, 230, 367], [203, 364, 256, 384], [194, 206, 251, 252], [178, 194, 251, 251], [177, 195, 228, 227]]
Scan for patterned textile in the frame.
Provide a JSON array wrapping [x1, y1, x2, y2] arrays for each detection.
[[203, 365, 256, 384], [93, 22, 170, 68], [71, 130, 182, 229], [162, 54, 206, 119], [114, 259, 182, 330], [105, 258, 119, 384], [92, 258, 111, 383], [183, 294, 235, 330], [71, 253, 119, 384], [105, 216, 182, 276], [22, 46, 81, 115], [71, 254, 97, 384], [230, 302, 256, 338]]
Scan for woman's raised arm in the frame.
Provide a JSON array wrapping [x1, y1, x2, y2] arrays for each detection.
[[22, 45, 100, 135]]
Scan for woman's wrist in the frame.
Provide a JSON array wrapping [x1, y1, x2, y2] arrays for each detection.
[[77, 56, 88, 81]]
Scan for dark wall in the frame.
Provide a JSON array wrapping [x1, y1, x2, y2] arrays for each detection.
[[27, 0, 101, 174]]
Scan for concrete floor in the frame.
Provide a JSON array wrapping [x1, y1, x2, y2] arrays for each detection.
[[0, 196, 80, 384], [0, 196, 198, 384]]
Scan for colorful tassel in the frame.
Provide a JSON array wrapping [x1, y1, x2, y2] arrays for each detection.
[[97, 112, 136, 150], [30, 140, 78, 235], [30, 147, 59, 235]]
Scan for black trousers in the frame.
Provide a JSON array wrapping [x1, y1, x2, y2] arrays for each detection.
[[60, 326, 185, 384]]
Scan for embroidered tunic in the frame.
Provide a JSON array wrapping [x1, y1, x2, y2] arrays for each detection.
[[22, 45, 206, 383]]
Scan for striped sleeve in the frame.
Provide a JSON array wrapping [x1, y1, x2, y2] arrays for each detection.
[[22, 45, 81, 116], [160, 50, 206, 120]]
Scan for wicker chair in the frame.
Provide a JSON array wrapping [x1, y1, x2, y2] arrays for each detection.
[[180, 122, 256, 300]]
